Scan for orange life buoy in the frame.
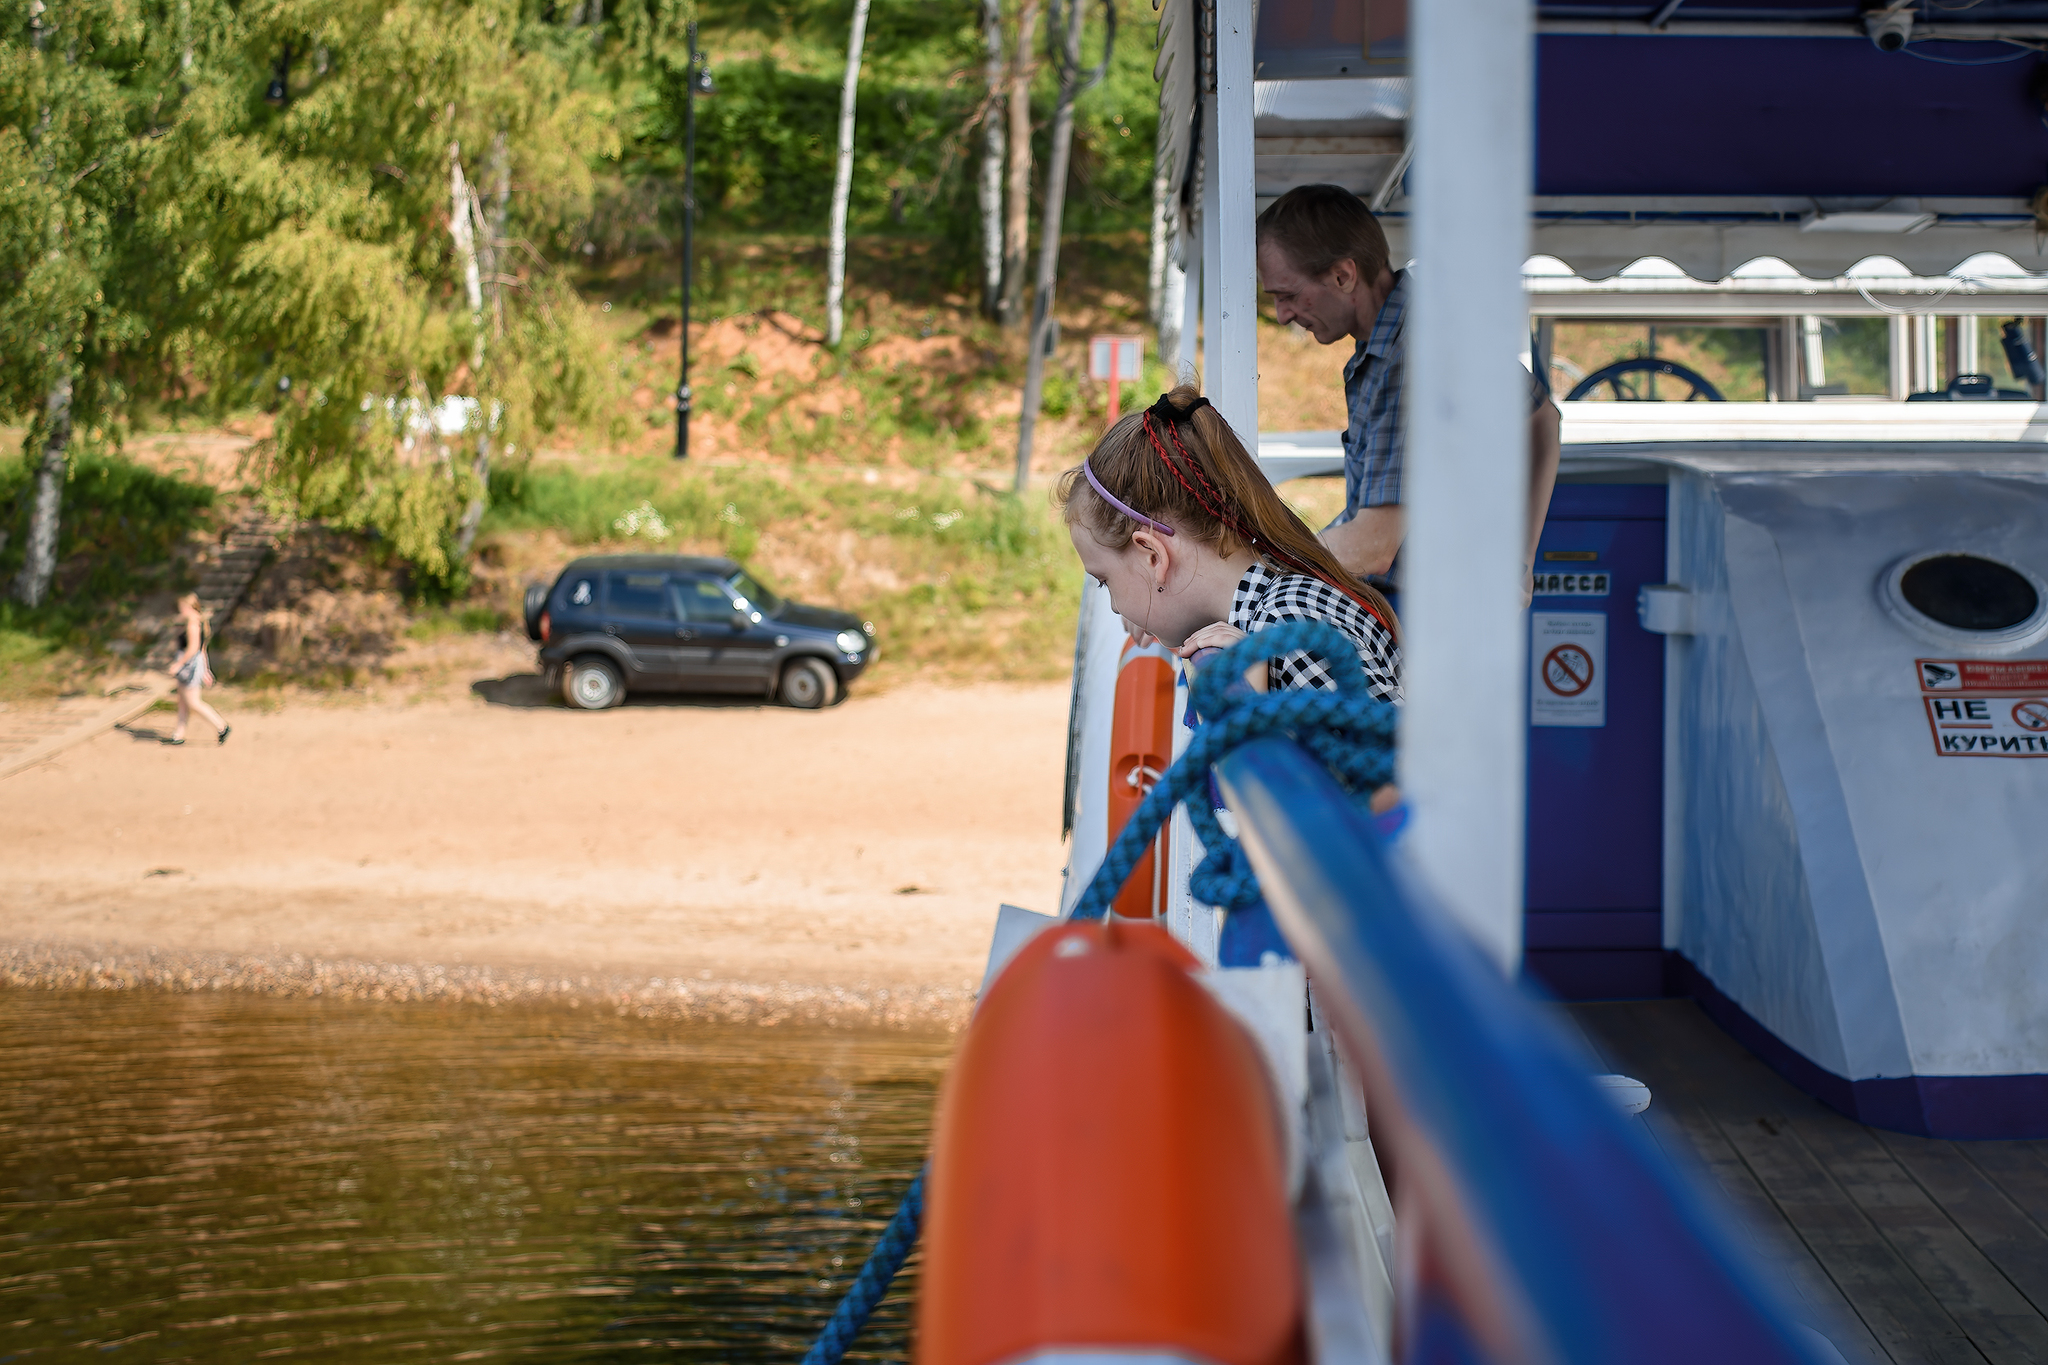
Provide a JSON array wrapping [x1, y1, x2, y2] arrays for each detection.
[[1108, 640, 1178, 919], [919, 919, 1304, 1365]]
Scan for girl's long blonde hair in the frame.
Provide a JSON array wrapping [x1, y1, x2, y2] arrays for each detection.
[[1057, 384, 1398, 638]]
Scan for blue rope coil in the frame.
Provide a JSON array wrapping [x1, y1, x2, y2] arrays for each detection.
[[796, 621, 1396, 1364], [1071, 620, 1398, 920]]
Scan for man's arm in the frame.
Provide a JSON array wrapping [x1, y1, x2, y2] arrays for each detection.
[[1522, 398, 1562, 604], [1321, 504, 1404, 578]]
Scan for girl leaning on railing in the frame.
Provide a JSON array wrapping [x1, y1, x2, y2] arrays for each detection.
[[1057, 383, 1402, 706]]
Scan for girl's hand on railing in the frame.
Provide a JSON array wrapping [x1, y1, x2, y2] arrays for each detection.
[[1177, 624, 1265, 693], [1175, 622, 1246, 658]]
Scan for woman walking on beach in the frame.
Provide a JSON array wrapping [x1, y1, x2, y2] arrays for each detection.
[[167, 592, 231, 746]]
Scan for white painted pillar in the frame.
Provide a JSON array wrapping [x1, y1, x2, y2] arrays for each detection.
[[1888, 315, 1910, 400], [1913, 314, 1938, 392], [1800, 316, 1826, 390], [1957, 315, 1979, 376], [1398, 0, 1533, 971], [1202, 136, 1221, 393], [1202, 0, 1259, 439], [1160, 253, 1188, 381]]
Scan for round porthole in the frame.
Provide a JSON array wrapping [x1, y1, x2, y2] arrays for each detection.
[[1881, 551, 2048, 652]]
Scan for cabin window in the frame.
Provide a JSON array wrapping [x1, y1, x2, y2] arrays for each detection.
[[1900, 556, 2040, 634]]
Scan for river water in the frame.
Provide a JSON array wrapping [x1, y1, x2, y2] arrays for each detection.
[[0, 987, 949, 1363]]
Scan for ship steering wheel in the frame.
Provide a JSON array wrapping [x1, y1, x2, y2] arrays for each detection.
[[1564, 358, 1724, 402]]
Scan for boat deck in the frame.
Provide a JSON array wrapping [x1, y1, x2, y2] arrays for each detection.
[[1564, 1000, 2048, 1365]]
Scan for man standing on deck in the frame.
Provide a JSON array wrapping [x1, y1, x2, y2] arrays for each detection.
[[1255, 184, 1561, 594]]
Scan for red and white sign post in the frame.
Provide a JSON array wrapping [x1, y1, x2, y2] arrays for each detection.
[[1088, 334, 1145, 427]]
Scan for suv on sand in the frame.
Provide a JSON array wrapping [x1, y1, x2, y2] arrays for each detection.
[[524, 555, 874, 710]]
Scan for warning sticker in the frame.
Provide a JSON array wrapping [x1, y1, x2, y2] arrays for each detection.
[[1917, 658, 2048, 694], [1531, 571, 1611, 598], [1924, 695, 2048, 757], [1532, 612, 1606, 728]]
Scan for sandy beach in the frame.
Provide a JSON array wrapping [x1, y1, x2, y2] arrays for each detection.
[[0, 664, 1073, 1026]]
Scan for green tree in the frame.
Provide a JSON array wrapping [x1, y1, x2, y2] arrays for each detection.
[[0, 0, 206, 607], [172, 0, 624, 585], [1, 0, 628, 610]]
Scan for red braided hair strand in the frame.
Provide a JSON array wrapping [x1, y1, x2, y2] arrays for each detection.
[[1140, 408, 1393, 634]]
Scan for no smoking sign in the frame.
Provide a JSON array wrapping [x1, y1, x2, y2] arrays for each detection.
[[1532, 613, 1606, 728], [1543, 643, 1596, 698]]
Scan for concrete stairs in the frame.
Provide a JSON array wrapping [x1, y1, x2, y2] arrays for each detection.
[[0, 511, 285, 780]]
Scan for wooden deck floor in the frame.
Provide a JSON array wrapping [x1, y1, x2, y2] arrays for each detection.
[[1563, 1000, 2048, 1365]]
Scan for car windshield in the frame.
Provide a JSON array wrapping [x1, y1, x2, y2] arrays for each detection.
[[726, 569, 784, 615]]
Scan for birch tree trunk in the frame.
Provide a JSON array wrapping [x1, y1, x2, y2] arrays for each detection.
[[1012, 0, 1113, 492], [977, 0, 1005, 318], [448, 136, 485, 361], [11, 374, 74, 608], [447, 134, 496, 559], [486, 130, 509, 340], [997, 0, 1041, 329], [824, 0, 871, 348]]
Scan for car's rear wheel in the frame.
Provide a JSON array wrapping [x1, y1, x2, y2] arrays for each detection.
[[779, 657, 835, 710], [565, 655, 624, 710]]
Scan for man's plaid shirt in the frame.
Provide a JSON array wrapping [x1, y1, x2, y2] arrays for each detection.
[[1334, 270, 1413, 522], [1333, 269, 1552, 525], [1229, 561, 1402, 704]]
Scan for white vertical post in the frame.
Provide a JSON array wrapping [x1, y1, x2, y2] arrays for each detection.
[[1888, 315, 1910, 400], [1913, 314, 1938, 392], [1203, 0, 1259, 439], [1202, 131, 1221, 391], [1179, 245, 1202, 382], [1399, 0, 1532, 971], [1957, 315, 1979, 376], [1800, 316, 1826, 390]]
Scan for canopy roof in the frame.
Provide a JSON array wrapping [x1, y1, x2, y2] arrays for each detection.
[[1522, 252, 2048, 314], [1158, 0, 2048, 280]]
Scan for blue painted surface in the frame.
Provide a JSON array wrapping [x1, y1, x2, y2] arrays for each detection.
[[1217, 738, 1819, 1365], [1537, 35, 2048, 198], [1524, 484, 1667, 1000]]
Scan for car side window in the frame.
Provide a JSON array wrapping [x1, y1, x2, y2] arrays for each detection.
[[678, 577, 739, 623], [607, 572, 675, 619]]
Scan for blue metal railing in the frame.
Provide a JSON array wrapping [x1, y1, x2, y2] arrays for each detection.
[[1216, 737, 1824, 1365]]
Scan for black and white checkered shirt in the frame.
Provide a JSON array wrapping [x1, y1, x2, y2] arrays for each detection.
[[1229, 561, 1403, 703]]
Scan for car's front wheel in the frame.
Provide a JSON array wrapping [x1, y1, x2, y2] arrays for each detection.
[[779, 657, 836, 710], [565, 655, 624, 710]]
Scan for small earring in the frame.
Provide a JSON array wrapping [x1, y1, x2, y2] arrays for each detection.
[[1157, 584, 1165, 592]]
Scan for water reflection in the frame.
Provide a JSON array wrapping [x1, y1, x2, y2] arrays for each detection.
[[0, 987, 947, 1362]]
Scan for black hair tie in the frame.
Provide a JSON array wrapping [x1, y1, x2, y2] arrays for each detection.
[[1146, 393, 1212, 424]]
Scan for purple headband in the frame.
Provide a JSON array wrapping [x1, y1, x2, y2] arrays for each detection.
[[1083, 458, 1176, 537]]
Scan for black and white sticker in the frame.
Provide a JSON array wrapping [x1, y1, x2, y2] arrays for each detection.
[[1531, 571, 1610, 598]]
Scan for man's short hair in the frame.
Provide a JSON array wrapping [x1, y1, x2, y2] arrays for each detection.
[[1255, 185, 1391, 283]]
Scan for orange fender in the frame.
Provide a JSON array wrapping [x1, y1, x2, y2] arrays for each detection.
[[1108, 640, 1178, 919], [919, 920, 1303, 1365]]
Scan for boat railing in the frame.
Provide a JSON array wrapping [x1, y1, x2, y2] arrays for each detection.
[[1215, 736, 1824, 1365]]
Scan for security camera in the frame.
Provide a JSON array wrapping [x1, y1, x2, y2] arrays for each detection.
[[1865, 6, 1913, 51]]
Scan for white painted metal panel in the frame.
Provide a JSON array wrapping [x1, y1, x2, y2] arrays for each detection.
[[1204, 0, 1259, 440], [1398, 0, 1534, 970]]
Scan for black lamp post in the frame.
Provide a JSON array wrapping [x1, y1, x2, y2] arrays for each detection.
[[676, 23, 713, 460], [265, 44, 292, 106]]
